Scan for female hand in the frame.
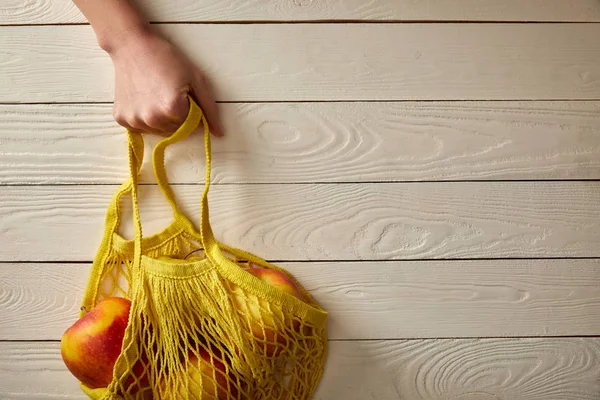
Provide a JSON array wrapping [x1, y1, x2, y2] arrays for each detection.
[[108, 28, 223, 136]]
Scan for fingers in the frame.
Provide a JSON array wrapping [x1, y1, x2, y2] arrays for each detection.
[[111, 75, 222, 137], [159, 94, 190, 132], [113, 109, 147, 133], [130, 117, 162, 134], [113, 97, 188, 136], [191, 73, 224, 137]]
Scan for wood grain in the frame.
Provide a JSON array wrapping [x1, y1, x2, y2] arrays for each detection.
[[2, 340, 599, 399], [3, 260, 600, 340], [2, 0, 600, 24], [2, 101, 600, 184], [1, 182, 599, 262], [2, 24, 600, 102]]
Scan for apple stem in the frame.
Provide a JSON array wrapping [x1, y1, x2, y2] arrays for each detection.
[[184, 247, 203, 260], [80, 306, 89, 315]]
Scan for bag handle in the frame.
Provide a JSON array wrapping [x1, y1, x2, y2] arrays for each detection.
[[127, 131, 144, 276], [105, 97, 200, 237], [126, 96, 220, 268], [80, 132, 145, 310], [150, 98, 202, 223]]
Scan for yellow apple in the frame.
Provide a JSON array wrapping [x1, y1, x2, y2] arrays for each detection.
[[60, 297, 132, 389]]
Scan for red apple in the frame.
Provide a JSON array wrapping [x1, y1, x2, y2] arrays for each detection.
[[160, 347, 239, 399], [232, 265, 306, 357], [60, 297, 131, 389]]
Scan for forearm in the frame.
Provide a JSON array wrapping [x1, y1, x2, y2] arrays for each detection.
[[73, 0, 149, 53]]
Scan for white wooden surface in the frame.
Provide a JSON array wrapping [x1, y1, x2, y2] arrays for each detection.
[[2, 182, 600, 261], [2, 340, 600, 400], [3, 260, 600, 341], [2, 24, 600, 102], [2, 0, 600, 23], [2, 2, 600, 399], [2, 101, 600, 184]]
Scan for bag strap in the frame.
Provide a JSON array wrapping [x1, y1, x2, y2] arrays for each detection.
[[80, 137, 144, 311], [127, 131, 144, 276], [197, 103, 220, 260], [151, 99, 202, 223], [103, 98, 200, 236], [126, 96, 220, 267]]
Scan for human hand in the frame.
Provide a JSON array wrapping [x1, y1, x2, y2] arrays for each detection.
[[107, 28, 223, 136]]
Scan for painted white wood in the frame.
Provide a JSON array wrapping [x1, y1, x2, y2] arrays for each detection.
[[2, 340, 599, 399], [1, 182, 599, 262], [2, 24, 600, 102], [2, 101, 600, 184], [2, 260, 600, 341], [3, 0, 600, 24], [2, 3, 600, 397]]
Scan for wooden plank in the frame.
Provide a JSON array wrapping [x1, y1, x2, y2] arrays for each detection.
[[2, 24, 600, 103], [3, 0, 600, 24], [2, 340, 599, 399], [1, 182, 599, 262], [2, 260, 600, 340], [2, 101, 600, 184]]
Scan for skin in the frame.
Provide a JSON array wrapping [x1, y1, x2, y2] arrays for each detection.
[[72, 0, 223, 136]]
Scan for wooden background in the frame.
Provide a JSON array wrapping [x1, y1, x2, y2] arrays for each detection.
[[2, 1, 600, 399]]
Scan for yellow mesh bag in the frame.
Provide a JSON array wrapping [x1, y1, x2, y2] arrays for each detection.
[[75, 98, 328, 399]]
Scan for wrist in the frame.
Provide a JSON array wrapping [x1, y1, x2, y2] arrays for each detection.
[[98, 23, 151, 56]]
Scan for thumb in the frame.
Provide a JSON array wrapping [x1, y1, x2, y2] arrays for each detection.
[[190, 75, 224, 137]]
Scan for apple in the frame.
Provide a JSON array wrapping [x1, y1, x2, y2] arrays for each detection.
[[60, 297, 132, 389], [245, 265, 304, 300], [231, 264, 306, 357], [160, 347, 239, 400]]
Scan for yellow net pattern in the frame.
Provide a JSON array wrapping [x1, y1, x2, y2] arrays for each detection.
[[78, 98, 328, 400]]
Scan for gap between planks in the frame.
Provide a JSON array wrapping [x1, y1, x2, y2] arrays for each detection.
[[4, 20, 600, 27], [4, 99, 600, 105], [4, 335, 600, 343], [4, 257, 600, 264], [6, 338, 589, 348], [4, 0, 600, 24], [2, 180, 600, 187]]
